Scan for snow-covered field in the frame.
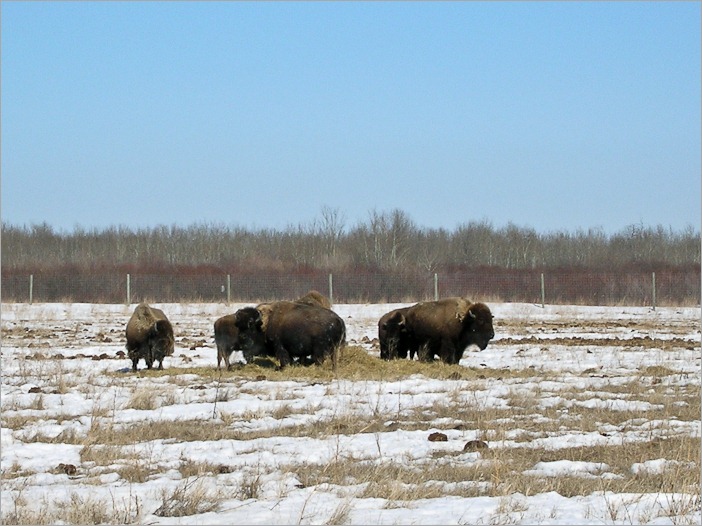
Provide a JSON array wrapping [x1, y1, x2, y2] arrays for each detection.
[[1, 301, 700, 525]]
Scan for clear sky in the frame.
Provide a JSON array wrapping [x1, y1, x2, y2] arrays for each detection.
[[2, 1, 700, 235]]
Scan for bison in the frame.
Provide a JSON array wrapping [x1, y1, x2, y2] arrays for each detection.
[[125, 302, 175, 372], [403, 298, 494, 364], [213, 314, 247, 370], [231, 301, 346, 368], [378, 306, 412, 360], [213, 292, 332, 369], [295, 290, 332, 309]]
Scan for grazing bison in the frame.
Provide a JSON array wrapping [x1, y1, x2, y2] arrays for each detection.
[[378, 306, 412, 360], [295, 290, 332, 309], [231, 301, 346, 368], [125, 303, 175, 372], [403, 298, 494, 364]]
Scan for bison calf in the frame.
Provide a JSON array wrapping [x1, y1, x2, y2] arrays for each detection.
[[214, 309, 267, 368], [125, 303, 175, 372], [214, 314, 242, 370]]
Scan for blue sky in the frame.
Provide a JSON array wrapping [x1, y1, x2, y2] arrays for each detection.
[[2, 1, 700, 234]]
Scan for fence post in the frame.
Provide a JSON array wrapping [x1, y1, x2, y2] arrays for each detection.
[[434, 273, 439, 301], [651, 272, 656, 311], [227, 274, 231, 305], [540, 273, 545, 308], [328, 273, 334, 306], [29, 274, 33, 305], [126, 274, 131, 306]]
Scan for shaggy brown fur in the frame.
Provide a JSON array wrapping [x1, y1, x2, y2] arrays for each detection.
[[378, 306, 413, 360], [214, 314, 241, 370], [295, 290, 332, 309], [125, 303, 174, 372], [404, 298, 494, 364], [254, 301, 279, 333], [255, 291, 331, 333], [233, 301, 346, 368]]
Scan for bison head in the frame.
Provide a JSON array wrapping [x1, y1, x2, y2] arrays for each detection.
[[379, 309, 409, 359], [233, 307, 266, 362], [461, 302, 495, 351], [148, 319, 174, 358]]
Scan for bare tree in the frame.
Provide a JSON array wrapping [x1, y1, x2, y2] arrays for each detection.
[[1, 213, 699, 272], [318, 205, 346, 265]]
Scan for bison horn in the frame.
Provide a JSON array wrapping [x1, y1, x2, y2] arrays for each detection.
[[468, 309, 476, 319]]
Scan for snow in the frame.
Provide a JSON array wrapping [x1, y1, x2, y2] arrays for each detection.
[[1, 301, 700, 525], [523, 460, 611, 478]]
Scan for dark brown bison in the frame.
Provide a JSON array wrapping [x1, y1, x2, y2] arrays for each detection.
[[378, 306, 412, 360], [295, 290, 332, 309], [213, 291, 331, 368], [231, 301, 346, 368], [403, 298, 494, 364], [125, 303, 175, 372]]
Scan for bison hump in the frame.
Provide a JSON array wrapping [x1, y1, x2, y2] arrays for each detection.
[[296, 290, 332, 309]]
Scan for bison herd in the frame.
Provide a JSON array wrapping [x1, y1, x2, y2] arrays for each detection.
[[125, 292, 494, 372]]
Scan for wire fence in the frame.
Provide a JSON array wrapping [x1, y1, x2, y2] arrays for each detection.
[[2, 267, 699, 307]]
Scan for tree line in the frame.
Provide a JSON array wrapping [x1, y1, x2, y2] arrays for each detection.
[[2, 208, 699, 272]]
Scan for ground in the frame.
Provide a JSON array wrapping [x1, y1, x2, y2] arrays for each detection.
[[1, 301, 700, 525]]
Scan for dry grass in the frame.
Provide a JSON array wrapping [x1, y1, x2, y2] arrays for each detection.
[[81, 418, 238, 449], [29, 343, 699, 499], [49, 367, 696, 514], [2, 305, 699, 525], [124, 388, 160, 410], [261, 357, 698, 504], [282, 433, 700, 501], [1, 487, 142, 525], [153, 476, 227, 517], [139, 345, 543, 383]]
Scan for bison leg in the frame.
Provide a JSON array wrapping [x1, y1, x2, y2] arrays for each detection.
[[224, 346, 233, 370], [275, 343, 292, 369], [437, 342, 452, 364], [145, 347, 155, 369], [396, 340, 409, 359], [417, 342, 434, 362], [127, 346, 140, 372], [438, 339, 459, 364], [218, 343, 237, 369], [217, 349, 223, 370], [408, 341, 418, 360], [311, 345, 327, 366]]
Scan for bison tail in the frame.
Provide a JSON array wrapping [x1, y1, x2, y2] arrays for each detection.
[[337, 322, 347, 349]]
